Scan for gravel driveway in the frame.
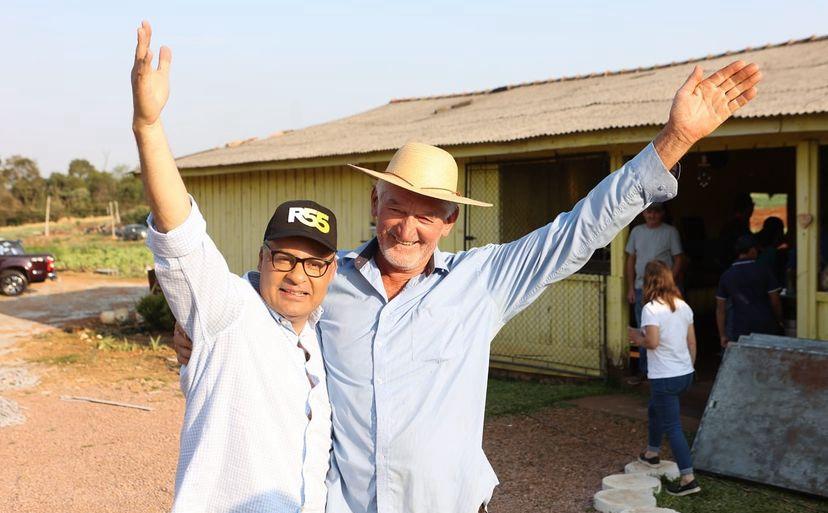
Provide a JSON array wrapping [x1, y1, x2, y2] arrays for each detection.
[[0, 272, 148, 350]]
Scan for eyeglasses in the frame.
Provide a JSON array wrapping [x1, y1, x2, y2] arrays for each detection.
[[263, 245, 334, 278]]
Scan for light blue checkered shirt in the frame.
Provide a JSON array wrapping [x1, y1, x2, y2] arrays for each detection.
[[320, 143, 677, 513], [147, 202, 333, 513]]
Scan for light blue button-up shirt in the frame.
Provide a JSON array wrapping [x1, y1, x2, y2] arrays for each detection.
[[319, 143, 677, 513]]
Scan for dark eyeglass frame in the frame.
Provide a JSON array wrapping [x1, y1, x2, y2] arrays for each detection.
[[262, 245, 334, 278]]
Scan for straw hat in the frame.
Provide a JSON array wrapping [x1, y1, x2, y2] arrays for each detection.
[[348, 142, 492, 207]]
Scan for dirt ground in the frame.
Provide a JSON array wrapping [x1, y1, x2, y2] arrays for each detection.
[[0, 273, 670, 513], [0, 272, 148, 350]]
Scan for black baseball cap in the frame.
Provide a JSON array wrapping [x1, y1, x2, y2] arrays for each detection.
[[263, 200, 337, 252]]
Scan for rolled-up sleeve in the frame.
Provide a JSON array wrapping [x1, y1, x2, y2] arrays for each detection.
[[146, 198, 243, 343], [475, 143, 678, 322]]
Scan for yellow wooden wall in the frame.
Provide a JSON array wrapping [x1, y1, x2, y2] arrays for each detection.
[[463, 159, 606, 376], [185, 165, 376, 274]]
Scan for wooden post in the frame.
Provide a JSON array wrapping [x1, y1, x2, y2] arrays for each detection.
[[114, 200, 121, 224], [606, 150, 631, 368], [44, 195, 51, 237], [796, 140, 819, 339], [109, 201, 116, 239]]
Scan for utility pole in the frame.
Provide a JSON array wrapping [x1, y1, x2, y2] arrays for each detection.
[[114, 200, 121, 224], [44, 195, 51, 237]]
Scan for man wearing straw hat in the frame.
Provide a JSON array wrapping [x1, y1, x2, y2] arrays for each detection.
[[168, 35, 762, 513], [324, 55, 760, 513]]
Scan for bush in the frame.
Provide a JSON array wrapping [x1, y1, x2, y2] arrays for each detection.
[[136, 293, 176, 332], [121, 205, 151, 226]]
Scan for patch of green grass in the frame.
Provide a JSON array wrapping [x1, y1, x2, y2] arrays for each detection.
[[0, 217, 107, 240], [485, 377, 614, 417], [750, 192, 788, 209], [31, 353, 82, 365], [655, 474, 828, 513], [95, 335, 140, 352], [28, 235, 152, 277], [2, 215, 152, 278]]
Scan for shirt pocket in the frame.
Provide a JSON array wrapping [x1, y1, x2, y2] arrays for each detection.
[[411, 305, 465, 362]]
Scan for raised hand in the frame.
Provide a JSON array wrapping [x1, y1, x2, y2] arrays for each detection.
[[667, 61, 762, 145], [131, 20, 172, 128], [130, 20, 190, 232], [653, 61, 761, 169]]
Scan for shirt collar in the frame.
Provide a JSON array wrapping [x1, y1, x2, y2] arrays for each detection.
[[243, 270, 324, 329], [342, 238, 449, 276]]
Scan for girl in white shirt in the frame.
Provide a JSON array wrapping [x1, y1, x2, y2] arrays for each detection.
[[629, 260, 700, 496]]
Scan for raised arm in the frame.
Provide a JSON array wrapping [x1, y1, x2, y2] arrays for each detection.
[[476, 61, 762, 321], [131, 20, 190, 232], [130, 21, 242, 346]]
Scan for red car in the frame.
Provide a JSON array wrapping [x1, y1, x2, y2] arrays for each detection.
[[0, 240, 57, 296]]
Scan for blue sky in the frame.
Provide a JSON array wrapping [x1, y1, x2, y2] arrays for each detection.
[[2, 0, 826, 175]]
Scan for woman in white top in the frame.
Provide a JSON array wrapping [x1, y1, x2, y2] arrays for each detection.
[[629, 260, 700, 496]]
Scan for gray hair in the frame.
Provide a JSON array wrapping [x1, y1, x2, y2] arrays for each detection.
[[374, 180, 458, 220]]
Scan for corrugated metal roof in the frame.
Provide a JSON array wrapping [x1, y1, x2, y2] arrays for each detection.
[[177, 36, 828, 170]]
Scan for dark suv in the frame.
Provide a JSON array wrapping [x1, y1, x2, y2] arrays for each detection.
[[0, 239, 57, 296]]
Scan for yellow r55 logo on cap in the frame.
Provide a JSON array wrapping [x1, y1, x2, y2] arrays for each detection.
[[287, 207, 330, 234]]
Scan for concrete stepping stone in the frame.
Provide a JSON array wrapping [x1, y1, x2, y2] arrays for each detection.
[[593, 489, 656, 513], [602, 473, 662, 494], [624, 459, 680, 480], [620, 508, 680, 513]]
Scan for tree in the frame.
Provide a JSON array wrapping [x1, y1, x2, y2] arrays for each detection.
[[0, 154, 148, 224], [1, 155, 41, 189], [67, 159, 97, 180]]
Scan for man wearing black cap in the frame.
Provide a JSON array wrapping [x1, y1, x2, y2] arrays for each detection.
[[132, 22, 337, 513], [716, 234, 784, 347]]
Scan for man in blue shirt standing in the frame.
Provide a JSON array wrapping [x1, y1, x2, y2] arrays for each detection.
[[716, 234, 784, 346], [175, 59, 762, 511]]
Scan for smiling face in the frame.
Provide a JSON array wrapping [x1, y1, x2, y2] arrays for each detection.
[[257, 236, 337, 331], [371, 181, 458, 273]]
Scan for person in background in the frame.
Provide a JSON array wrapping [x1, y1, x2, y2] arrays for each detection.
[[628, 260, 699, 497], [757, 216, 786, 285], [626, 202, 685, 383], [716, 234, 783, 347], [718, 192, 754, 269]]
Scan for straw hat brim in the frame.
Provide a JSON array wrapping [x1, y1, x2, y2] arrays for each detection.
[[348, 165, 493, 207]]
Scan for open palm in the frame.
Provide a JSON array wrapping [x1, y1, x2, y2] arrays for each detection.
[[131, 20, 172, 127], [668, 61, 761, 144]]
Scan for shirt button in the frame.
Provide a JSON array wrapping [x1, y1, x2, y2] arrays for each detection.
[[376, 377, 384, 385], [657, 184, 664, 191]]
